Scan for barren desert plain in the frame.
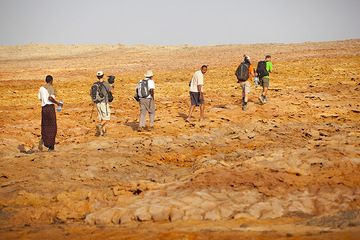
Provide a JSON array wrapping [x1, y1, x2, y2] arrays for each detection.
[[0, 40, 360, 239]]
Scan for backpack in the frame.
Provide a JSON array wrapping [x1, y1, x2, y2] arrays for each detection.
[[137, 79, 150, 98], [235, 62, 249, 81], [107, 91, 113, 103], [256, 61, 269, 78], [90, 82, 105, 103]]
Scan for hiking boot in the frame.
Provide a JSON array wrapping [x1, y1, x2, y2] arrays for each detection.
[[263, 96, 268, 103], [137, 127, 145, 132], [48, 146, 55, 152], [101, 128, 106, 136], [95, 124, 102, 136], [242, 103, 247, 111], [259, 95, 265, 104]]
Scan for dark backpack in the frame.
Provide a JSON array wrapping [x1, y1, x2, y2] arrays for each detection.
[[107, 76, 115, 102], [235, 62, 249, 81], [107, 91, 114, 103], [90, 82, 105, 103], [256, 61, 269, 78], [137, 80, 150, 98]]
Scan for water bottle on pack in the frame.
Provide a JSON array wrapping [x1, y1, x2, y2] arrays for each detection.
[[57, 100, 63, 112]]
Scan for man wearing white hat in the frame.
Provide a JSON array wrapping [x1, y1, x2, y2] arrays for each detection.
[[90, 70, 112, 136], [136, 70, 156, 131]]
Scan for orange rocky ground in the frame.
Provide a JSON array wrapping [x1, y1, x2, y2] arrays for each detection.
[[0, 40, 360, 239]]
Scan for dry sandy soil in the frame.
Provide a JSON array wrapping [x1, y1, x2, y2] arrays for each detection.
[[0, 40, 360, 239]]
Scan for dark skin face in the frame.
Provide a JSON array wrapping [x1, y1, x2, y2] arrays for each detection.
[[46, 80, 62, 106], [201, 67, 208, 74], [97, 75, 104, 82]]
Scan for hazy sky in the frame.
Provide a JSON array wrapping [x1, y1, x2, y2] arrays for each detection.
[[0, 0, 359, 45]]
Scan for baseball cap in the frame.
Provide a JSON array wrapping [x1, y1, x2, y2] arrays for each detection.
[[97, 71, 104, 77]]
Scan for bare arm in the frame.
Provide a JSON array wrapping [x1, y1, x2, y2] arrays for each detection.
[[48, 96, 62, 106], [198, 85, 203, 99], [150, 89, 155, 100]]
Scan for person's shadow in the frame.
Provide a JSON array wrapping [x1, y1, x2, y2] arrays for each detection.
[[124, 121, 139, 131], [17, 144, 35, 154], [178, 112, 188, 121]]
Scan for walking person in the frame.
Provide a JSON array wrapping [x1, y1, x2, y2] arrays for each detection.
[[90, 71, 112, 136], [38, 75, 63, 151], [136, 70, 156, 132], [257, 55, 273, 104], [235, 55, 254, 111], [186, 65, 208, 122]]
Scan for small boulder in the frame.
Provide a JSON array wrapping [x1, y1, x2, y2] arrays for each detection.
[[183, 207, 204, 221], [135, 206, 151, 222], [149, 205, 171, 222], [120, 210, 135, 224], [169, 207, 184, 222], [95, 208, 118, 225], [204, 209, 221, 221]]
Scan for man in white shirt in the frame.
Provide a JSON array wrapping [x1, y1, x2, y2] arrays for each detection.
[[186, 65, 207, 122], [137, 70, 156, 131], [38, 75, 63, 151]]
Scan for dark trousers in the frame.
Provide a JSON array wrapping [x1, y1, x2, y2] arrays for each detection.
[[41, 104, 57, 149]]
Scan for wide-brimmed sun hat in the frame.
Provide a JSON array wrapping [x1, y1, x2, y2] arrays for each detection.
[[144, 70, 154, 78]]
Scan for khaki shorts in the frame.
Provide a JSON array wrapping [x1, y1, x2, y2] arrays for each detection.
[[260, 77, 270, 88], [96, 102, 110, 121], [239, 81, 251, 94]]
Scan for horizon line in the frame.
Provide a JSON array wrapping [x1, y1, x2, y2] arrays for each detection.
[[1, 38, 359, 48]]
